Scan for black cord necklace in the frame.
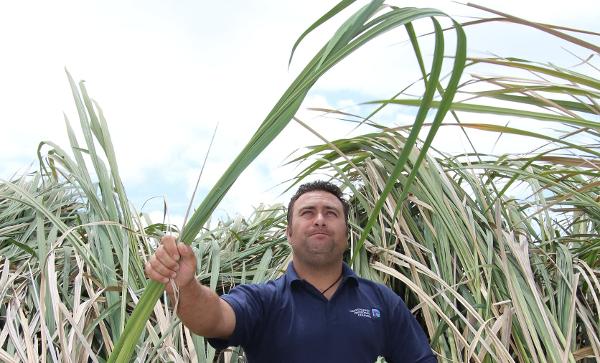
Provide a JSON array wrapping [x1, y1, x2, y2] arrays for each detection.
[[320, 273, 343, 295]]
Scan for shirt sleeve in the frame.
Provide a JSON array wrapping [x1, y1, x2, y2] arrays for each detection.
[[206, 283, 270, 350], [386, 291, 437, 362]]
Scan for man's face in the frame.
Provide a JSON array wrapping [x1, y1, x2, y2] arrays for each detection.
[[286, 191, 348, 268]]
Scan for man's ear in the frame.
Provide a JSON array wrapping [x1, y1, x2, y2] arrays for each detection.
[[286, 225, 292, 239]]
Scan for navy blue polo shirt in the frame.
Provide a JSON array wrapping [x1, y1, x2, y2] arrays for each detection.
[[208, 262, 435, 363]]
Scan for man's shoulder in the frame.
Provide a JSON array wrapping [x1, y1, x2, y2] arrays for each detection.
[[353, 275, 396, 293], [351, 275, 403, 305]]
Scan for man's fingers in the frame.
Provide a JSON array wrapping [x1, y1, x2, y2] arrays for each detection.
[[155, 246, 180, 270], [147, 255, 177, 279], [145, 260, 170, 284], [161, 235, 180, 260]]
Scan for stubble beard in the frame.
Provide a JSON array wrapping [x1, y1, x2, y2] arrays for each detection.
[[292, 234, 345, 268]]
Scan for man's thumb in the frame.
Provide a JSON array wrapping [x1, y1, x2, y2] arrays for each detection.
[[177, 242, 195, 261]]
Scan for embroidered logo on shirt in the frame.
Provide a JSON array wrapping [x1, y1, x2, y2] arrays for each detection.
[[350, 308, 381, 319]]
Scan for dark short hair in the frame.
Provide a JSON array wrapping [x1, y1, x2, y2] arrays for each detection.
[[287, 180, 350, 226]]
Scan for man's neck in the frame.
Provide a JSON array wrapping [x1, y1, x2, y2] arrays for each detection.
[[292, 259, 343, 293]]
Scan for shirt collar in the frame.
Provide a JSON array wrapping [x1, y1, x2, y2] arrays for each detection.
[[286, 261, 358, 288]]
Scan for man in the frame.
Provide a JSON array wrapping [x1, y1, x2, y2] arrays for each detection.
[[146, 181, 436, 362]]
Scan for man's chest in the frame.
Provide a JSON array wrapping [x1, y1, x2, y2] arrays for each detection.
[[259, 289, 388, 362]]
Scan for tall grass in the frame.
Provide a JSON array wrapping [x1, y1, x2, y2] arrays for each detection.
[[289, 5, 599, 361], [109, 1, 466, 361], [0, 1, 598, 362]]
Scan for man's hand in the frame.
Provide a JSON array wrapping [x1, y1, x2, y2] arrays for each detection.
[[145, 235, 235, 338], [145, 235, 197, 294]]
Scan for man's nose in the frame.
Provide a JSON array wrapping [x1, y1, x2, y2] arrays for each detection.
[[314, 212, 326, 226]]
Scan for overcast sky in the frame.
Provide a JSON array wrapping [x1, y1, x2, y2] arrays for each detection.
[[1, 0, 597, 225]]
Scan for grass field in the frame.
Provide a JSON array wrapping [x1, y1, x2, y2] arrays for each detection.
[[1, 1, 598, 362]]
